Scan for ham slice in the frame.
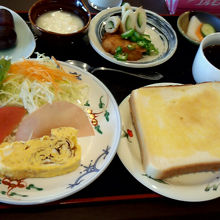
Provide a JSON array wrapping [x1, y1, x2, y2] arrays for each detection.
[[15, 101, 94, 141], [0, 106, 26, 143]]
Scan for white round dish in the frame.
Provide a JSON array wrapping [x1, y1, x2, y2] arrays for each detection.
[[117, 82, 220, 202], [0, 6, 36, 62], [88, 7, 177, 68], [0, 61, 121, 205]]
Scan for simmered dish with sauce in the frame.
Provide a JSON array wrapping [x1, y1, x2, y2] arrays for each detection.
[[102, 3, 159, 61], [36, 10, 84, 34]]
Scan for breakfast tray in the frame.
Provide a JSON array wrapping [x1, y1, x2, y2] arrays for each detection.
[[0, 13, 201, 208]]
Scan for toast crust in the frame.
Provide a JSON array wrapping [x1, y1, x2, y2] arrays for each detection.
[[152, 161, 220, 179]]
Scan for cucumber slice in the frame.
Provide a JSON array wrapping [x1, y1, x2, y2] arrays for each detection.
[[137, 13, 142, 27], [137, 12, 146, 28], [121, 9, 135, 32], [125, 16, 131, 30], [134, 7, 147, 34], [201, 23, 216, 37], [107, 21, 114, 29]]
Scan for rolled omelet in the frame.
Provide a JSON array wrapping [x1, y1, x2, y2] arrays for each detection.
[[0, 127, 81, 179]]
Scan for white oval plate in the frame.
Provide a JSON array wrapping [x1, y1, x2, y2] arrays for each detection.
[[88, 7, 177, 68], [0, 6, 36, 62], [117, 83, 220, 202], [0, 61, 121, 205]]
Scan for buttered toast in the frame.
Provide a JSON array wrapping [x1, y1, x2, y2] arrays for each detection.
[[129, 82, 220, 179]]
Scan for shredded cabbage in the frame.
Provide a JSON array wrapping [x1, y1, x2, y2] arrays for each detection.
[[0, 55, 88, 113]]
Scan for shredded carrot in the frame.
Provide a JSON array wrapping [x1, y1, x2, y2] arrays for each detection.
[[6, 59, 78, 90], [52, 56, 65, 72], [196, 23, 203, 42]]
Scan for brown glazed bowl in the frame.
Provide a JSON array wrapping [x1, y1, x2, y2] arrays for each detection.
[[28, 0, 91, 44]]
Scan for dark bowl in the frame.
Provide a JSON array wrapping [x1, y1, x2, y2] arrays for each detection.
[[177, 11, 220, 45], [28, 0, 91, 45]]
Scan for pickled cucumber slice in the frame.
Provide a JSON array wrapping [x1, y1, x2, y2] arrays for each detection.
[[201, 23, 216, 37]]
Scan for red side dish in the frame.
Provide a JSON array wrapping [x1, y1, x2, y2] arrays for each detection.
[[0, 106, 26, 143]]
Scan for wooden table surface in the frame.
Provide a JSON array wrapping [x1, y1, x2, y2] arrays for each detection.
[[1, 0, 220, 219]]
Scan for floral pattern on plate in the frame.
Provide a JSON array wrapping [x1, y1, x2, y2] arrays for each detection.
[[0, 61, 121, 205]]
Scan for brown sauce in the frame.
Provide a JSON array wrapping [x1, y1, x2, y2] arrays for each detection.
[[203, 45, 220, 70]]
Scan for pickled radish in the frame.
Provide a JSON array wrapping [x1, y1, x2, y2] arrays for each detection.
[[195, 23, 203, 42], [187, 16, 202, 41]]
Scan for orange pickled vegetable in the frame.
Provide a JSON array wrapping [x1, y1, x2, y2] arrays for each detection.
[[195, 23, 203, 42]]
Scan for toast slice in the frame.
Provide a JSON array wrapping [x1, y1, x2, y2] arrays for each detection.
[[129, 82, 220, 179], [0, 127, 81, 179]]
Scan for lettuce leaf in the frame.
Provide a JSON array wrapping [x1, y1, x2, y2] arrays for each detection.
[[0, 58, 11, 83]]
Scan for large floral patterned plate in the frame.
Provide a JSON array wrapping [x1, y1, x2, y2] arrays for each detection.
[[117, 83, 220, 202], [0, 61, 121, 205]]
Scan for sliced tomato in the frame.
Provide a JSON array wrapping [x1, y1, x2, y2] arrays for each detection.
[[0, 106, 26, 143]]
